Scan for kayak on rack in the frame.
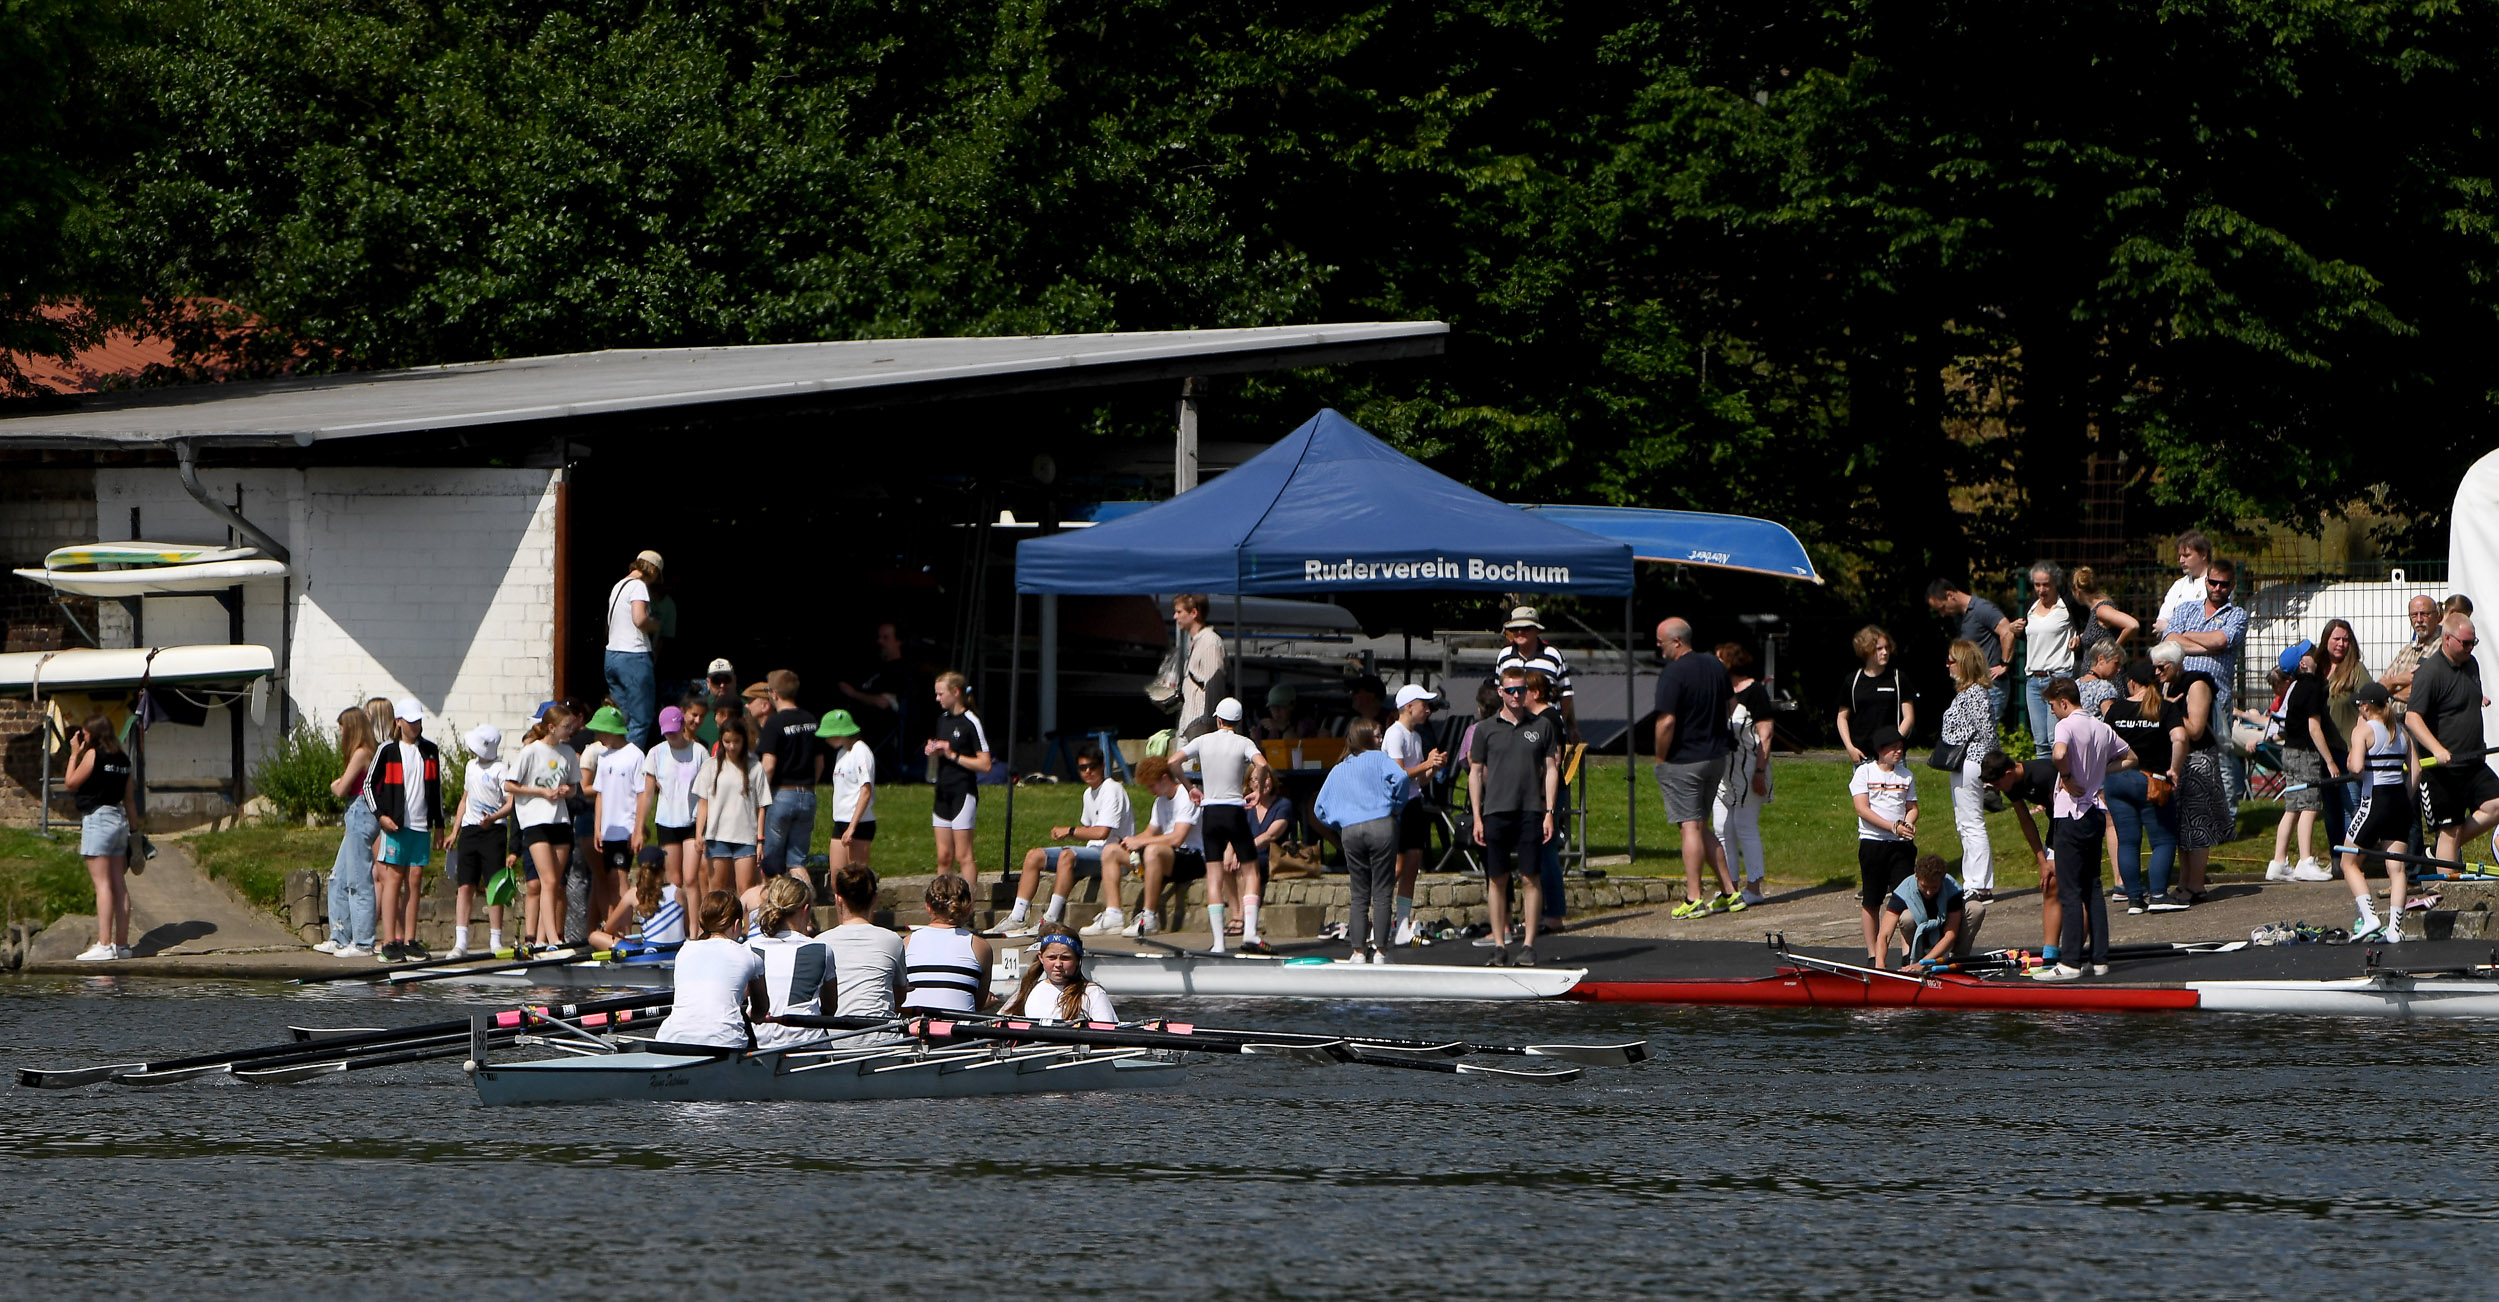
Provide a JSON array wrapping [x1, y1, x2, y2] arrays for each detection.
[[42, 541, 265, 569], [15, 558, 289, 597]]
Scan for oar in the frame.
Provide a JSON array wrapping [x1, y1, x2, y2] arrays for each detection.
[[16, 991, 672, 1089], [1339, 1045, 1581, 1082], [237, 1005, 675, 1085], [1147, 1020, 1649, 1067], [381, 943, 677, 987], [286, 946, 571, 986], [778, 1013, 1349, 1064], [2332, 844, 2499, 877]]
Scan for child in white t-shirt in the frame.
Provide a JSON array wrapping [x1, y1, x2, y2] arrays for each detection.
[[1847, 727, 1918, 964]]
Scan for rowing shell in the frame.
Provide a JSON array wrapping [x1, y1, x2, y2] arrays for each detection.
[[1567, 969, 2499, 1018], [1070, 952, 1583, 1001], [470, 1041, 1186, 1106], [389, 953, 676, 990], [14, 558, 289, 597]]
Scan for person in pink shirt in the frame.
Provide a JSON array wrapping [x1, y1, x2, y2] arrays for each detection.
[[2033, 677, 2136, 982]]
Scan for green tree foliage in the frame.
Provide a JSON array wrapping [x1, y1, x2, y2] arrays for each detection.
[[18, 0, 2499, 592]]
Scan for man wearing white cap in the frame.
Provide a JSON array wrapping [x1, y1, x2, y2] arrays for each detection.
[[1381, 684, 1449, 944], [364, 698, 444, 963], [1494, 607, 1576, 739], [1176, 697, 1271, 951], [605, 550, 666, 750]]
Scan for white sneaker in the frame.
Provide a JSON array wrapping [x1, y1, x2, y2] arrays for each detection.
[[335, 945, 373, 958], [2291, 859, 2333, 882], [1393, 917, 1416, 947], [312, 940, 343, 955], [2090, 964, 2110, 977], [444, 946, 471, 961], [2381, 918, 2405, 945], [2029, 963, 2083, 982], [997, 917, 1041, 937], [2265, 860, 2294, 882], [1078, 911, 1122, 936], [1120, 912, 1158, 938], [1369, 949, 1389, 966], [74, 943, 117, 962]]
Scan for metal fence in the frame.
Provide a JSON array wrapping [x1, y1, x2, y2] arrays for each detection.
[[2068, 560, 2451, 703]]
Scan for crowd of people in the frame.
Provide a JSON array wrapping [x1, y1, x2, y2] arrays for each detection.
[[1807, 530, 2497, 976]]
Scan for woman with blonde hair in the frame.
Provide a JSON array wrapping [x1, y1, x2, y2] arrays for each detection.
[[1836, 625, 1912, 764], [923, 670, 992, 891], [506, 702, 583, 950], [902, 874, 994, 1012], [1937, 639, 1998, 924], [313, 706, 381, 957], [748, 875, 836, 1049]]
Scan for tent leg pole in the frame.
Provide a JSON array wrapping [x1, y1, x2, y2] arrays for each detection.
[[1004, 589, 1023, 890], [1625, 596, 1636, 861]]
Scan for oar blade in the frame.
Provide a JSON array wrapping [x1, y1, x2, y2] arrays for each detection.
[[1523, 1040, 1650, 1067], [1455, 1061, 1582, 1084], [16, 1063, 143, 1090], [1239, 1041, 1349, 1065], [113, 1063, 231, 1087], [1345, 1039, 1469, 1058], [235, 1060, 349, 1085], [290, 1026, 387, 1043]]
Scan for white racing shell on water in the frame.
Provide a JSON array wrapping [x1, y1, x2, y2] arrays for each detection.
[[471, 1041, 1185, 1105]]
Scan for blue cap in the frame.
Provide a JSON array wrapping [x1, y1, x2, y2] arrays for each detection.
[[2278, 640, 2314, 674]]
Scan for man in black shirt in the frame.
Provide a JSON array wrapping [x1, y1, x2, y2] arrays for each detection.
[[1653, 617, 1742, 918], [1471, 666, 1559, 967], [2403, 613, 2499, 864], [758, 669, 824, 889]]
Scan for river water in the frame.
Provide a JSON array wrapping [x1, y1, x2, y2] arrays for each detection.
[[3, 974, 2492, 1300]]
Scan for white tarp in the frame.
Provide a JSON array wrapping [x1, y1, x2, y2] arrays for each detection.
[[2444, 448, 2499, 757]]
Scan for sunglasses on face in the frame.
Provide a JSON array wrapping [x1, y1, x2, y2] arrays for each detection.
[[2206, 579, 2232, 588], [1500, 686, 1528, 696]]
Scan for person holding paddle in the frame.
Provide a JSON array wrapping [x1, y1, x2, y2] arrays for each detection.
[[63, 715, 138, 962]]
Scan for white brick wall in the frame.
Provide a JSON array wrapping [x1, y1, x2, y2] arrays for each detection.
[[93, 467, 558, 800]]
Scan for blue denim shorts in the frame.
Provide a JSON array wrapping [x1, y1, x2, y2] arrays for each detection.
[[705, 840, 756, 861], [80, 805, 130, 857]]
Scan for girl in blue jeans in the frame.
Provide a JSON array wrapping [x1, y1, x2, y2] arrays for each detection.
[[316, 707, 380, 955], [2105, 662, 2187, 913]]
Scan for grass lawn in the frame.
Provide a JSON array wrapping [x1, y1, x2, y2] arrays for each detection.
[[0, 827, 93, 929], [190, 823, 331, 912]]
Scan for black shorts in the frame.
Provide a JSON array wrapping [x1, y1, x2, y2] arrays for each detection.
[[2347, 785, 2411, 848], [2420, 762, 2499, 830], [1478, 809, 1545, 881], [597, 840, 632, 873], [655, 823, 694, 847], [1171, 849, 1208, 880], [520, 822, 573, 850], [1199, 805, 1256, 862], [453, 825, 503, 888], [1857, 840, 1915, 908], [1396, 800, 1430, 854], [833, 819, 877, 842]]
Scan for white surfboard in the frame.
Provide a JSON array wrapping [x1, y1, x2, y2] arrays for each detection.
[[41, 542, 263, 569], [14, 558, 289, 596]]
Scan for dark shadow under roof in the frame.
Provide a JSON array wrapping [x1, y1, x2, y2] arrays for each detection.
[[0, 322, 1446, 449]]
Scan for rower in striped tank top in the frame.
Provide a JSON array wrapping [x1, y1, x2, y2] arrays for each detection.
[[747, 876, 837, 1049], [593, 859, 686, 950], [902, 874, 994, 1013]]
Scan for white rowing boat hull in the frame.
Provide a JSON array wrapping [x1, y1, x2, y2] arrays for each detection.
[[2189, 977, 2499, 1018], [0, 644, 277, 695], [471, 1044, 1186, 1106], [15, 558, 288, 596], [1071, 954, 1584, 1001], [405, 957, 676, 989]]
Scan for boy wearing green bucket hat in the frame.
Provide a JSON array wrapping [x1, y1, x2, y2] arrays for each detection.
[[582, 704, 645, 930], [818, 709, 877, 872]]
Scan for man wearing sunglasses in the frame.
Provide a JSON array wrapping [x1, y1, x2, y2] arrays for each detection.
[[2405, 613, 2499, 866], [1001, 745, 1135, 937], [2163, 557, 2250, 816]]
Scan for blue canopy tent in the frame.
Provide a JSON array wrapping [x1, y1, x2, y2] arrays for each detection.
[[1004, 408, 1636, 873], [1517, 505, 1823, 585]]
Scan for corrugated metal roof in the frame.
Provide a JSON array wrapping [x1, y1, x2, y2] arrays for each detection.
[[0, 322, 1446, 448]]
